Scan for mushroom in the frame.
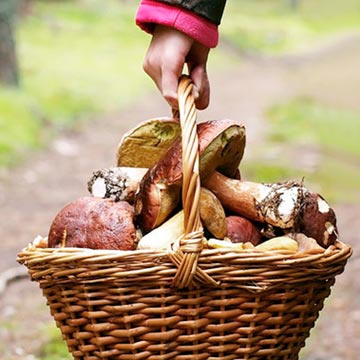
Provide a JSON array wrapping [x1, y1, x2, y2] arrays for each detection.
[[199, 187, 227, 239], [137, 210, 185, 250], [138, 188, 227, 250], [48, 197, 139, 250], [131, 117, 337, 247], [106, 115, 336, 248], [87, 164, 227, 240], [117, 117, 181, 168], [134, 119, 246, 233], [226, 215, 262, 245], [206, 172, 305, 228], [87, 167, 147, 203], [294, 192, 338, 248], [255, 236, 299, 252], [290, 233, 325, 253], [205, 171, 337, 247]]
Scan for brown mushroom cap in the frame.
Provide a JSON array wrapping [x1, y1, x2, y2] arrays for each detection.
[[135, 119, 246, 233], [117, 117, 181, 168], [48, 196, 138, 250], [296, 192, 338, 248], [198, 120, 245, 182], [226, 215, 262, 245], [200, 187, 227, 239]]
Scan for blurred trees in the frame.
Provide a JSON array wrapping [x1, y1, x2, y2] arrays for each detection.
[[0, 0, 19, 86]]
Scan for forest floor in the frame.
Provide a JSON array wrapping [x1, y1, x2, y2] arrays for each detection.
[[0, 33, 359, 360]]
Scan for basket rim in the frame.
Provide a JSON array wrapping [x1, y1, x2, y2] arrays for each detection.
[[17, 238, 352, 266], [17, 238, 352, 292]]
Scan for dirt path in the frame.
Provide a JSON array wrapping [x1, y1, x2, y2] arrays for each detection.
[[0, 34, 359, 359]]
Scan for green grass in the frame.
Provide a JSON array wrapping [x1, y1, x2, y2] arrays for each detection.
[[0, 86, 43, 166], [267, 97, 360, 157], [221, 0, 360, 54], [242, 98, 360, 203]]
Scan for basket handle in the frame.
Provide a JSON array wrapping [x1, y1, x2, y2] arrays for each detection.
[[168, 76, 218, 288]]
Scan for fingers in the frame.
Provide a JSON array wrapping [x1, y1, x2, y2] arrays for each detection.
[[160, 64, 183, 110], [183, 39, 210, 109], [190, 66, 210, 110]]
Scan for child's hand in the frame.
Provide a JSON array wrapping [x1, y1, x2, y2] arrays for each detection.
[[143, 25, 210, 110]]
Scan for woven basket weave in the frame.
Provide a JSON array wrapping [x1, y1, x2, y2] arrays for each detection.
[[17, 77, 352, 360]]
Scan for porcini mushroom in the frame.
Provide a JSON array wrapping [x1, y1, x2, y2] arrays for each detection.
[[117, 117, 181, 168], [114, 118, 337, 248], [255, 236, 299, 252], [87, 167, 147, 203], [290, 233, 325, 253], [137, 210, 184, 250], [206, 172, 306, 228], [226, 215, 262, 245], [134, 119, 246, 233], [137, 188, 227, 250], [48, 197, 139, 250], [294, 192, 338, 248], [205, 171, 338, 247], [199, 187, 227, 239]]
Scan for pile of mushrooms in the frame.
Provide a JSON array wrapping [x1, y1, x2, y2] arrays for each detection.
[[83, 117, 337, 253]]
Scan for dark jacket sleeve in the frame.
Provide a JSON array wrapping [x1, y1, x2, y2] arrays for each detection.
[[153, 0, 227, 25]]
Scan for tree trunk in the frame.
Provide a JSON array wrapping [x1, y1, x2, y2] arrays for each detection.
[[289, 0, 300, 11], [0, 0, 19, 86]]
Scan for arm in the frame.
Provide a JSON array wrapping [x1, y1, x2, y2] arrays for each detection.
[[136, 0, 227, 109]]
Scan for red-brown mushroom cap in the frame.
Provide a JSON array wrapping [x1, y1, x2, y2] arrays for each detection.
[[48, 196, 138, 250], [296, 192, 338, 248], [226, 215, 262, 245], [135, 119, 246, 233]]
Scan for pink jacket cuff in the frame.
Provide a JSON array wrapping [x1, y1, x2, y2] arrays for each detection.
[[136, 0, 219, 48]]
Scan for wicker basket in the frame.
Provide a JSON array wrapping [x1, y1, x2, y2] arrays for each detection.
[[17, 77, 352, 360]]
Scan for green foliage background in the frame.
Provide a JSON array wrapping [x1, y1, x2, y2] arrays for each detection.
[[0, 0, 150, 166], [222, 0, 360, 54]]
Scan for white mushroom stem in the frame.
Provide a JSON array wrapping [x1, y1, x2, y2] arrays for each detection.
[[137, 211, 184, 250], [87, 167, 148, 203], [205, 171, 307, 229]]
